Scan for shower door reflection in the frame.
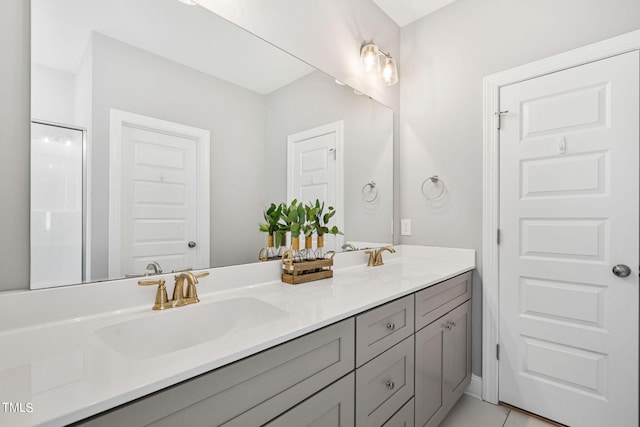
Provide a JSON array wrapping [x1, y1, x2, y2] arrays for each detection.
[[30, 121, 86, 288]]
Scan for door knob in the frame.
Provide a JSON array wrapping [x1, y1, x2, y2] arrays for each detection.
[[188, 241, 197, 248], [612, 264, 631, 277]]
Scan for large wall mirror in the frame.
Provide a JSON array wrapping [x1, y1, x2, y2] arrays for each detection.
[[30, 0, 394, 289]]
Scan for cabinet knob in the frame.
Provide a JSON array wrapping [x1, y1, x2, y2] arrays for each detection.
[[443, 322, 452, 330], [385, 322, 396, 331], [449, 320, 456, 328], [385, 380, 395, 390]]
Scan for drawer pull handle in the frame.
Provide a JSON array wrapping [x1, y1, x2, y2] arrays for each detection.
[[386, 322, 396, 331], [385, 380, 395, 390]]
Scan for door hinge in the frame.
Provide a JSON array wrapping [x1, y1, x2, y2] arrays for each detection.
[[495, 110, 509, 130], [496, 344, 500, 361], [497, 228, 501, 245]]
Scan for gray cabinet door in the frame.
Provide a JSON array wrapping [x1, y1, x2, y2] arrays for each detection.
[[415, 300, 472, 427], [442, 300, 471, 404], [414, 318, 445, 427], [78, 318, 355, 427], [355, 337, 414, 427], [265, 374, 355, 427], [356, 295, 414, 367], [415, 272, 471, 331]]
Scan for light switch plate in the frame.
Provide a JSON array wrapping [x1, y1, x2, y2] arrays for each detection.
[[401, 219, 411, 236]]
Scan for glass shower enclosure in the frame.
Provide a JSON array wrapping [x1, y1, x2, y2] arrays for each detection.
[[31, 121, 86, 288]]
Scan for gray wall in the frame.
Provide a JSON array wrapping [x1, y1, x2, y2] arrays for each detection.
[[265, 71, 394, 245], [90, 33, 266, 277], [31, 64, 75, 124], [399, 0, 640, 376], [0, 0, 30, 291], [198, 0, 400, 110]]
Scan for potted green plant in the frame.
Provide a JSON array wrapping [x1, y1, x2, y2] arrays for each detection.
[[303, 204, 319, 260], [310, 199, 343, 258], [285, 199, 305, 262], [274, 202, 288, 256], [258, 203, 283, 260]]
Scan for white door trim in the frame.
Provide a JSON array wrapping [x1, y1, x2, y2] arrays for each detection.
[[287, 120, 345, 247], [109, 109, 210, 277], [482, 29, 640, 404]]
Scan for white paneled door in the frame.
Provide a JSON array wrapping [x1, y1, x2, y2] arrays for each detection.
[[498, 51, 639, 427], [287, 121, 344, 251], [109, 110, 210, 277]]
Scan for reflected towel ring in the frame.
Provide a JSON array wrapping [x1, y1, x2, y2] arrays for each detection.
[[421, 175, 445, 200], [362, 181, 379, 202]]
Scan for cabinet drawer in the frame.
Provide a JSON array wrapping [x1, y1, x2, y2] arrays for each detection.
[[265, 373, 355, 427], [356, 295, 414, 366], [356, 336, 414, 427], [78, 318, 355, 427], [415, 271, 471, 331], [382, 398, 414, 427]]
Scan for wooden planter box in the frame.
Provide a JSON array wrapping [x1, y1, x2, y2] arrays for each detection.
[[281, 250, 335, 285]]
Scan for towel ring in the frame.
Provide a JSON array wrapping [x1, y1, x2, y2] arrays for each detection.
[[362, 181, 379, 202], [421, 175, 445, 200]]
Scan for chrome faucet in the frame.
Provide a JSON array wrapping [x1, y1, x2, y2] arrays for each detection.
[[341, 243, 357, 251], [146, 261, 163, 275], [138, 271, 209, 310], [365, 246, 396, 267]]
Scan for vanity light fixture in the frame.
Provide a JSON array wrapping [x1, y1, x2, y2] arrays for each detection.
[[380, 54, 398, 86], [360, 41, 381, 72], [360, 40, 398, 86]]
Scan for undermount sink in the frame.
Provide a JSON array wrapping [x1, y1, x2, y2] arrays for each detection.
[[94, 297, 288, 359]]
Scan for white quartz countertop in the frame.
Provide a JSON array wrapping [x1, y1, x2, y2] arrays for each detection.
[[0, 245, 475, 427]]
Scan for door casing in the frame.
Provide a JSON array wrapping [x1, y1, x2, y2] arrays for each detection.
[[108, 109, 210, 277], [482, 29, 640, 403]]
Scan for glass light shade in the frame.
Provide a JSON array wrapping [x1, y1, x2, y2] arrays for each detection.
[[360, 42, 381, 72], [380, 55, 398, 86]]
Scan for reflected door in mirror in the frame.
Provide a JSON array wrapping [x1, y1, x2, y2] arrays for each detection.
[[287, 121, 345, 252], [108, 110, 211, 277]]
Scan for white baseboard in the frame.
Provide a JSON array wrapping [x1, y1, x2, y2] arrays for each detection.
[[464, 374, 482, 400]]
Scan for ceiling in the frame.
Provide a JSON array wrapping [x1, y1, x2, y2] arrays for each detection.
[[31, 0, 315, 95], [373, 0, 458, 27]]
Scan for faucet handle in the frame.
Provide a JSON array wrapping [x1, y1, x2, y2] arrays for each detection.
[[184, 271, 209, 303], [138, 278, 172, 310], [193, 271, 210, 280], [365, 250, 376, 267]]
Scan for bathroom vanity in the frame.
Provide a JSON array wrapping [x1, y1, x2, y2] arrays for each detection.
[[0, 246, 474, 426]]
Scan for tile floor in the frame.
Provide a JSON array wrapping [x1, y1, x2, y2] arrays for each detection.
[[439, 394, 559, 427]]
